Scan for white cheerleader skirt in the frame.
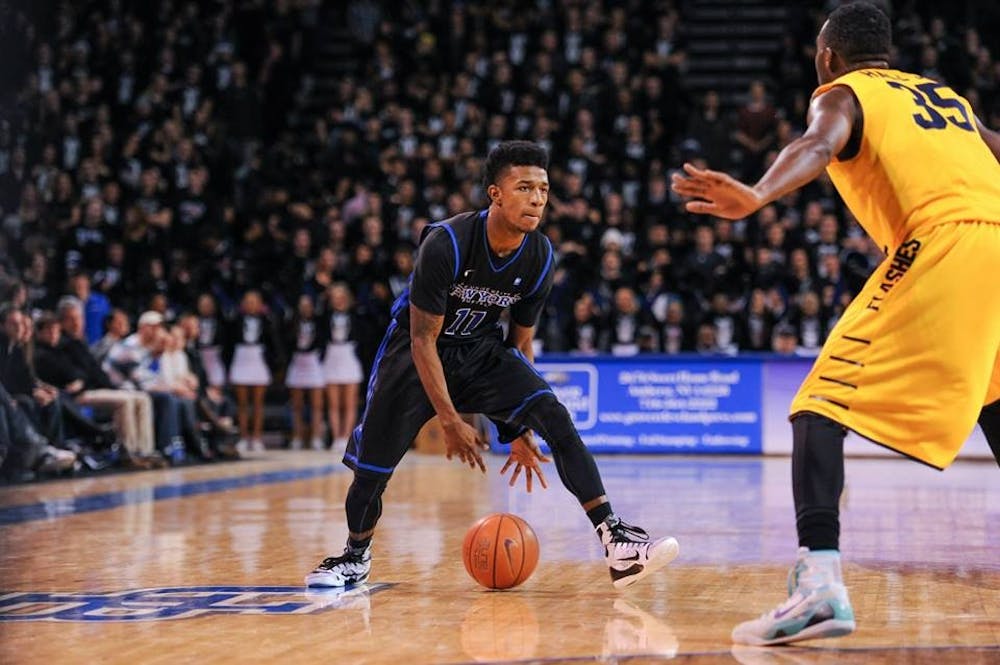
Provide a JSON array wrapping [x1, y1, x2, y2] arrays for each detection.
[[286, 350, 325, 389], [229, 344, 272, 386], [323, 342, 363, 385], [200, 346, 226, 387]]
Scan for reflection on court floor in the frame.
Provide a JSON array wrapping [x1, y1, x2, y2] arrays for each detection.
[[0, 452, 997, 664]]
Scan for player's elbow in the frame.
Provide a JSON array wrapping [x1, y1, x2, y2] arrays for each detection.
[[410, 333, 435, 351], [798, 136, 835, 164]]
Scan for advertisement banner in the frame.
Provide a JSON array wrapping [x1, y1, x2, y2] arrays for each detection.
[[492, 356, 763, 454]]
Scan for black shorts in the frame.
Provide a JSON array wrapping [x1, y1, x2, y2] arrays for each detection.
[[344, 325, 551, 477]]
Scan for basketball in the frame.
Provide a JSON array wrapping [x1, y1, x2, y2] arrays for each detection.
[[462, 513, 539, 589]]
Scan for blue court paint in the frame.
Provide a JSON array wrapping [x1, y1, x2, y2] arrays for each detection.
[[0, 464, 344, 526], [0, 583, 391, 622]]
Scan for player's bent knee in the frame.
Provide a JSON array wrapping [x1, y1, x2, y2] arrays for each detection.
[[520, 394, 582, 453]]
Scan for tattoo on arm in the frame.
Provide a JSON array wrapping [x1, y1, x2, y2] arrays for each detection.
[[411, 306, 444, 341], [409, 303, 459, 423]]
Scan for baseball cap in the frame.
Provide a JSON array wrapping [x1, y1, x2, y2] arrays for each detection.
[[137, 311, 164, 327]]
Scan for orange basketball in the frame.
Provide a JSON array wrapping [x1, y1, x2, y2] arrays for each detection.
[[462, 513, 539, 589]]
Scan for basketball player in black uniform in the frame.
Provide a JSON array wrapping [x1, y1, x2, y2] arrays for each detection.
[[306, 141, 679, 589]]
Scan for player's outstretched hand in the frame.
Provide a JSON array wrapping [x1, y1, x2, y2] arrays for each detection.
[[670, 162, 764, 220], [441, 418, 488, 473], [500, 431, 551, 493]]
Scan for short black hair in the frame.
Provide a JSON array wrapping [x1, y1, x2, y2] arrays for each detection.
[[824, 2, 891, 63], [483, 140, 548, 188]]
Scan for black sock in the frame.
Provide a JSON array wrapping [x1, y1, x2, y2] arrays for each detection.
[[347, 536, 371, 551], [792, 413, 846, 551], [586, 502, 614, 528]]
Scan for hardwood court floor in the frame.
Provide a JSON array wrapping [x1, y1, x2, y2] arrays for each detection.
[[0, 451, 997, 664]]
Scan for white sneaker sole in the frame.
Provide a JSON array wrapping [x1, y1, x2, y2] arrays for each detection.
[[732, 618, 855, 646], [612, 537, 680, 590], [304, 570, 370, 588]]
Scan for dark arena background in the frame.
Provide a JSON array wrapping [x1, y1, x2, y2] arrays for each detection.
[[0, 1, 998, 663]]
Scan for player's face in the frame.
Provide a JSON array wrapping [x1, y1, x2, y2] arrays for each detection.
[[492, 165, 549, 233]]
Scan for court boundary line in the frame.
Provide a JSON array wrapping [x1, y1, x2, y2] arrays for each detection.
[[0, 463, 345, 526]]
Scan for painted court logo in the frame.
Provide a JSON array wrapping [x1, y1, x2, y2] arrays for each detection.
[[0, 584, 390, 622]]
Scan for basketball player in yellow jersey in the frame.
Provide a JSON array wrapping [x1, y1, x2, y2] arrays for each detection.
[[673, 1, 1000, 646]]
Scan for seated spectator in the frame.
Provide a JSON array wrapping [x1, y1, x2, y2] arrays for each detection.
[[49, 298, 159, 462], [161, 325, 201, 400], [91, 309, 131, 365], [682, 226, 727, 301], [67, 273, 111, 345], [771, 322, 799, 355], [695, 322, 726, 355], [564, 294, 608, 355], [108, 311, 208, 462], [28, 312, 123, 450], [660, 300, 694, 354], [701, 292, 744, 354], [741, 289, 775, 352], [1, 307, 67, 448], [0, 381, 76, 480], [607, 287, 657, 356], [786, 291, 827, 356]]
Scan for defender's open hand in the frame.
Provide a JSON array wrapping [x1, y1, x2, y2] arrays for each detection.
[[670, 162, 764, 220]]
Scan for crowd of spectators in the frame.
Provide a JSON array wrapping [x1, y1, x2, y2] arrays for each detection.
[[1, 0, 998, 478]]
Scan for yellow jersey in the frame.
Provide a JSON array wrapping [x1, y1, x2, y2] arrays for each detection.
[[813, 68, 1000, 250]]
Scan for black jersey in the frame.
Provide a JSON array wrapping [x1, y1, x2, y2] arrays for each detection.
[[291, 317, 322, 353], [400, 210, 554, 345], [327, 311, 355, 344]]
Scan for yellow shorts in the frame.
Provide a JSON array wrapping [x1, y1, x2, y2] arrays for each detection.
[[790, 221, 1000, 469]]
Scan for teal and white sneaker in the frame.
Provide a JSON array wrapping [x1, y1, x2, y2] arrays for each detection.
[[731, 548, 855, 646]]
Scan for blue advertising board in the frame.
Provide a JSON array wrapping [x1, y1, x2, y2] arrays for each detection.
[[491, 356, 763, 454]]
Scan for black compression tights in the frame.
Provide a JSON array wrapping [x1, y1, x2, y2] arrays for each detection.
[[792, 413, 846, 551], [342, 396, 607, 535], [345, 473, 388, 535], [979, 400, 1000, 467], [520, 395, 607, 505]]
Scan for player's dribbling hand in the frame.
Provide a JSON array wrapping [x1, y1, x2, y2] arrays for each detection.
[[670, 162, 764, 220], [500, 432, 551, 493], [441, 418, 488, 473]]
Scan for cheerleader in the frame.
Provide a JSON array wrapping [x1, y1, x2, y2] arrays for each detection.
[[322, 282, 363, 452], [195, 293, 226, 388], [285, 295, 325, 450], [227, 290, 280, 453]]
